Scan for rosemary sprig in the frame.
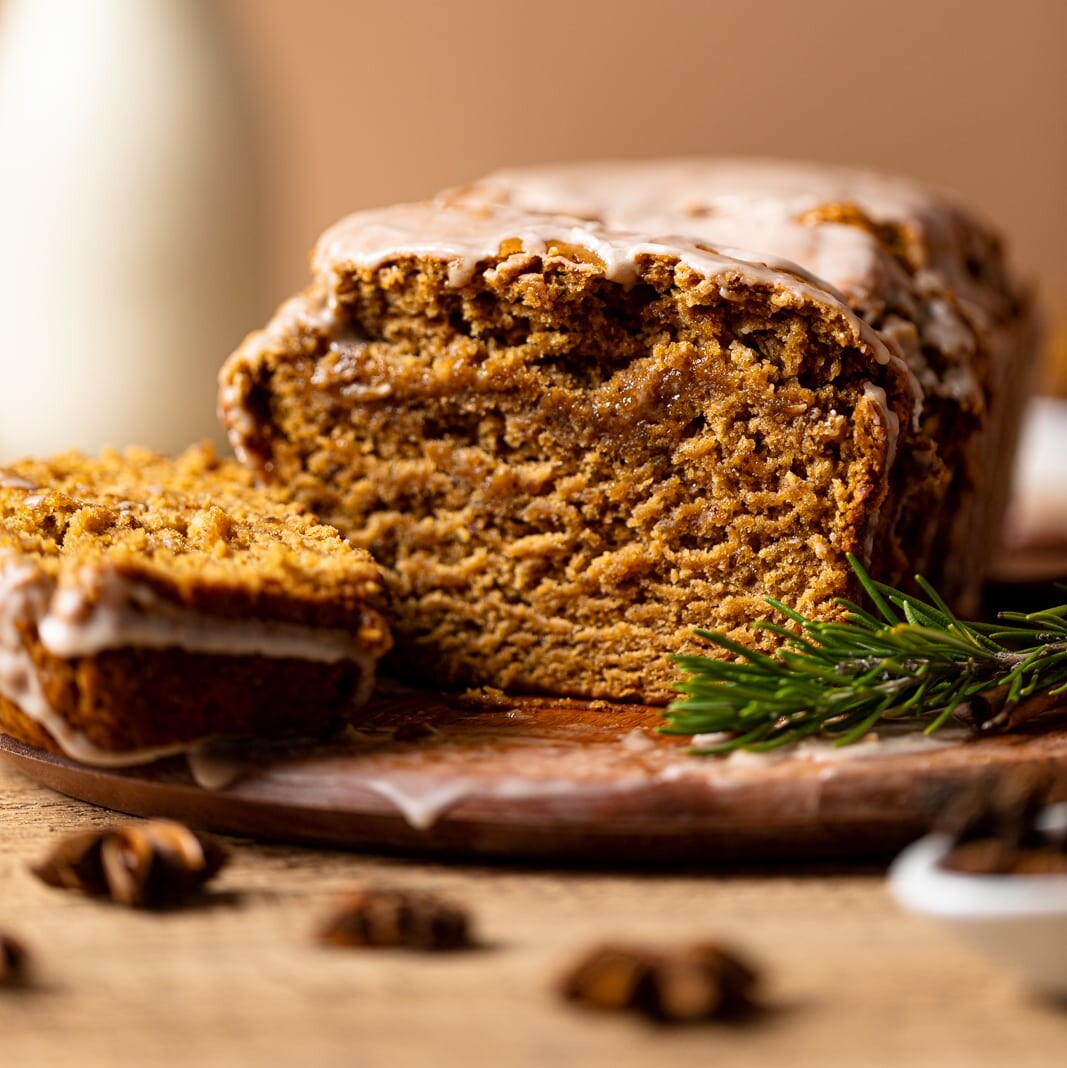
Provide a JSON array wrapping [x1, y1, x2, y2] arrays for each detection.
[[666, 555, 1067, 755]]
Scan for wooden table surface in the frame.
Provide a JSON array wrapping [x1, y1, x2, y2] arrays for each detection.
[[1, 758, 1064, 1068]]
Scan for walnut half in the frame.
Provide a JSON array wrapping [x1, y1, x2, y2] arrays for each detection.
[[31, 820, 228, 909], [560, 941, 760, 1023], [316, 887, 473, 951]]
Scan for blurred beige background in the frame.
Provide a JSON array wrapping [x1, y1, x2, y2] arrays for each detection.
[[224, 0, 1066, 387], [0, 0, 1062, 417]]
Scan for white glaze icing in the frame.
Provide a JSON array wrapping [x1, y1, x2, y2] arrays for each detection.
[[186, 741, 249, 791], [38, 572, 375, 664], [320, 200, 838, 296], [858, 381, 898, 559], [469, 167, 907, 307], [861, 382, 899, 470], [328, 199, 863, 319], [469, 158, 946, 226], [363, 775, 473, 831], [787, 726, 972, 763], [0, 555, 187, 766], [0, 555, 376, 767], [217, 290, 342, 467], [310, 198, 922, 444], [222, 162, 974, 484], [689, 731, 731, 748], [460, 159, 1012, 413], [231, 291, 341, 366], [661, 723, 972, 775], [463, 158, 1000, 313], [620, 726, 656, 751], [363, 772, 604, 831], [144, 693, 987, 829]]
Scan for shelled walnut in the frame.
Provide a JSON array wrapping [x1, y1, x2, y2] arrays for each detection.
[[31, 821, 228, 908], [559, 941, 760, 1023], [316, 887, 473, 951]]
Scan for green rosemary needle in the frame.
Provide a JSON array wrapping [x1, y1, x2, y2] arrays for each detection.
[[665, 554, 1067, 755]]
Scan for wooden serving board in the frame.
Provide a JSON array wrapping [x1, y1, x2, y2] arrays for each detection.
[[3, 686, 1067, 862]]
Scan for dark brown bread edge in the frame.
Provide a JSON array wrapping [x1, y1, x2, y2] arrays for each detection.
[[1, 628, 374, 758]]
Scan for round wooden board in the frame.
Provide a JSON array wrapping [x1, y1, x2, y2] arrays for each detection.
[[3, 688, 1067, 862]]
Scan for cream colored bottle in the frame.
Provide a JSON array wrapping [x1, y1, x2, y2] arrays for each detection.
[[0, 0, 266, 460]]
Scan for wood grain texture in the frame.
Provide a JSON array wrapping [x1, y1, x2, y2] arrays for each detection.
[[5, 692, 1067, 862], [2, 761, 1067, 1066]]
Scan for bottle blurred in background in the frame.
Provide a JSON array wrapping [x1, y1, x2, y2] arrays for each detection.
[[0, 0, 266, 460]]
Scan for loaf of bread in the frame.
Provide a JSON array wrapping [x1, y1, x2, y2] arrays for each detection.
[[218, 160, 1037, 703], [0, 445, 391, 763], [462, 160, 1037, 606]]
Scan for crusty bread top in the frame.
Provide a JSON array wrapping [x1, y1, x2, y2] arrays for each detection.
[[311, 195, 909, 382], [455, 159, 1031, 417]]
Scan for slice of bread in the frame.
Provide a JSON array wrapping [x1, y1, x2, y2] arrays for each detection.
[[0, 444, 391, 763]]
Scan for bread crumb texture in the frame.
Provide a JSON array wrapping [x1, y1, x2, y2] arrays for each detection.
[[220, 169, 1036, 704], [225, 253, 926, 702], [1, 443, 387, 629]]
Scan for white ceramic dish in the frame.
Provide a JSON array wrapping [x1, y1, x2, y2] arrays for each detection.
[[997, 397, 1067, 580], [888, 804, 1067, 997]]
